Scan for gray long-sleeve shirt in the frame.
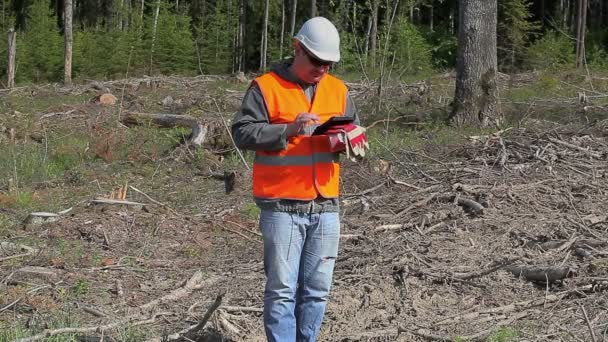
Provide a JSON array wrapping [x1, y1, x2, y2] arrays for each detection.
[[231, 60, 359, 213]]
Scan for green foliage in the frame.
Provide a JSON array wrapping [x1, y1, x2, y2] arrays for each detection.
[[0, 134, 87, 190], [17, 0, 62, 83], [498, 0, 539, 71], [73, 29, 142, 79], [487, 326, 518, 342], [525, 31, 574, 70], [147, 3, 196, 74], [391, 17, 433, 76], [0, 325, 28, 342], [426, 28, 458, 70], [586, 30, 608, 70], [195, 0, 234, 74], [334, 30, 362, 75], [70, 279, 90, 298], [241, 202, 261, 220]]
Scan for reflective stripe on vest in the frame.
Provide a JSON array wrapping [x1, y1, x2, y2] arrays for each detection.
[[254, 152, 340, 166], [252, 71, 347, 200]]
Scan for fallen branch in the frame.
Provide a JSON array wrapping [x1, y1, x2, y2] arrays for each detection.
[[128, 185, 179, 215], [452, 258, 520, 281], [0, 242, 38, 263], [122, 112, 208, 147], [91, 198, 146, 206], [220, 305, 264, 313], [140, 271, 211, 310], [15, 312, 171, 342], [219, 225, 262, 244], [150, 292, 226, 342], [579, 304, 599, 342], [547, 136, 603, 159], [436, 290, 574, 326]]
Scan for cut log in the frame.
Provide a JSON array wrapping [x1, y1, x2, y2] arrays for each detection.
[[91, 198, 146, 211], [122, 112, 208, 147], [505, 265, 575, 283]]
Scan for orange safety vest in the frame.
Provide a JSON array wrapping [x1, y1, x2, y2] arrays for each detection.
[[253, 71, 348, 200]]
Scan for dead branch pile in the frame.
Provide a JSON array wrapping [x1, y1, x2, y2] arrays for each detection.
[[335, 125, 608, 340]]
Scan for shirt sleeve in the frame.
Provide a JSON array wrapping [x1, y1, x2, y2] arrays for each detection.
[[231, 84, 290, 151], [345, 91, 361, 125]]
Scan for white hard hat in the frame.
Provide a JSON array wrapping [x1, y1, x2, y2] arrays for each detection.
[[295, 17, 340, 63]]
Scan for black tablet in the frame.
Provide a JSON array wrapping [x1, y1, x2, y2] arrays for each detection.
[[312, 116, 354, 135]]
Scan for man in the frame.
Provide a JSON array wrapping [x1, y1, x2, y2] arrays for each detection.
[[232, 17, 359, 342]]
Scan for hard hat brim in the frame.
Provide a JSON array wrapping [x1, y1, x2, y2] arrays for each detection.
[[296, 37, 341, 63]]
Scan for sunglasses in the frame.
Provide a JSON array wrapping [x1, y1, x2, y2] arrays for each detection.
[[301, 47, 333, 68]]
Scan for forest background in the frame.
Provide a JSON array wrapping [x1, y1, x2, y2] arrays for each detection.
[[0, 0, 606, 85]]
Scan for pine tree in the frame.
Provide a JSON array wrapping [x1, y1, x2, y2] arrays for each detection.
[[147, 2, 196, 74], [19, 0, 63, 82], [196, 0, 234, 74], [498, 0, 539, 71]]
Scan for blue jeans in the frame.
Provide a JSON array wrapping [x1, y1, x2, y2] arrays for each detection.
[[260, 210, 340, 342]]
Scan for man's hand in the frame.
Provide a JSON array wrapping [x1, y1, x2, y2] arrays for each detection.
[[285, 113, 320, 137]]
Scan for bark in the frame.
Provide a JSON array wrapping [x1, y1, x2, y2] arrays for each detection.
[[260, 0, 269, 71], [289, 0, 297, 40], [561, 0, 568, 29], [140, 0, 145, 31], [505, 265, 574, 283], [122, 112, 209, 147], [310, 0, 316, 17], [280, 0, 285, 59], [237, 0, 245, 72], [449, 3, 456, 35], [575, 0, 588, 69], [364, 14, 372, 65], [149, 0, 160, 73], [540, 0, 546, 25], [63, 0, 73, 86], [370, 0, 379, 71], [429, 3, 434, 31], [124, 0, 130, 30], [7, 28, 16, 88], [106, 0, 114, 31], [449, 0, 500, 127]]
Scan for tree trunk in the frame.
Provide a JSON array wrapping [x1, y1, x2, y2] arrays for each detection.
[[149, 0, 160, 73], [237, 0, 245, 72], [106, 0, 114, 31], [124, 0, 131, 30], [260, 0, 269, 71], [575, 0, 587, 68], [429, 3, 434, 31], [310, 0, 316, 17], [280, 0, 285, 59], [449, 3, 456, 35], [561, 0, 568, 29], [7, 28, 16, 88], [449, 0, 500, 128], [289, 0, 297, 39], [364, 14, 372, 65], [370, 0, 378, 71], [140, 0, 145, 32], [63, 0, 73, 86], [540, 0, 546, 25]]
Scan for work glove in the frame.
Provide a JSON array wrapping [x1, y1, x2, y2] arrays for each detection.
[[324, 123, 369, 160]]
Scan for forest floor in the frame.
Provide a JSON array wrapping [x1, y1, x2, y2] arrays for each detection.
[[1, 71, 608, 342]]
